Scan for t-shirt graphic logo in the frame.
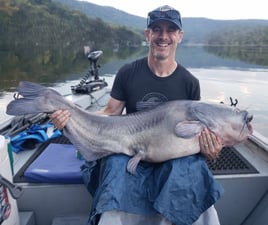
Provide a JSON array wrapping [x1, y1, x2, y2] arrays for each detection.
[[136, 92, 168, 111]]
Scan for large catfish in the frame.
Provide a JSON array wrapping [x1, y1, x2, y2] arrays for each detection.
[[6, 81, 253, 174]]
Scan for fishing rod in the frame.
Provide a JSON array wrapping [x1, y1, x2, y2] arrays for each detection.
[[1, 113, 49, 137]]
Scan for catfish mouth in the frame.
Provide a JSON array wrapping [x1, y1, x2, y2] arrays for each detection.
[[242, 112, 253, 135], [223, 112, 254, 147]]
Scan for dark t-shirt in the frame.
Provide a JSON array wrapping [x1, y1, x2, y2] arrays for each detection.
[[111, 57, 201, 113]]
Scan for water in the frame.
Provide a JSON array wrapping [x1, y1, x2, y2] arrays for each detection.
[[0, 46, 267, 137], [189, 68, 268, 137]]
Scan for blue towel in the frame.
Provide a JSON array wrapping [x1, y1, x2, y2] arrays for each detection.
[[81, 154, 224, 225], [10, 123, 61, 153]]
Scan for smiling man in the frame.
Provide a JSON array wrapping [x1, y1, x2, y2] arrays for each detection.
[[145, 6, 184, 64], [51, 5, 224, 225]]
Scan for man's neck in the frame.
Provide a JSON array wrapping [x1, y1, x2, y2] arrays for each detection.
[[147, 57, 177, 77]]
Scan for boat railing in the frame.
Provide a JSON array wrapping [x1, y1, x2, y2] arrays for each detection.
[[249, 131, 268, 153]]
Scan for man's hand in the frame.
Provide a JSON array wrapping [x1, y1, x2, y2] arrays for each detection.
[[50, 109, 71, 130], [199, 128, 223, 160]]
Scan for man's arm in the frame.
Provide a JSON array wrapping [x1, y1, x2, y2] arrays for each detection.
[[98, 97, 125, 115]]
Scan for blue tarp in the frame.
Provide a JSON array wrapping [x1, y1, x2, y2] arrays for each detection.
[[81, 154, 224, 225]]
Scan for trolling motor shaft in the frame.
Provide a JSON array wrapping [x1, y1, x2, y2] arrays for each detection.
[[87, 50, 103, 80]]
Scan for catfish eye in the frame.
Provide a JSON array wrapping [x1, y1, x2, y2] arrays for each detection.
[[246, 114, 253, 123], [233, 108, 241, 113], [243, 111, 253, 123]]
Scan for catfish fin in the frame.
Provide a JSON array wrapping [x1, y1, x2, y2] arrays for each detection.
[[63, 129, 111, 162], [6, 81, 65, 116], [6, 98, 45, 115], [72, 142, 111, 162], [18, 81, 61, 99], [126, 150, 146, 175], [174, 121, 204, 138], [18, 81, 47, 98]]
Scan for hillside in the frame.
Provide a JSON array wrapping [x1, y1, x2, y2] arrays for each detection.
[[53, 0, 146, 30], [0, 0, 143, 83], [1, 0, 268, 86], [2, 0, 268, 49], [0, 0, 143, 50], [183, 18, 268, 45], [53, 0, 268, 44]]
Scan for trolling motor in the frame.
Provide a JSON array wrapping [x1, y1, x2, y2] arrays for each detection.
[[71, 50, 108, 94]]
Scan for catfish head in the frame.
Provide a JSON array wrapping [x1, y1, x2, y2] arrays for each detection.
[[188, 102, 253, 147]]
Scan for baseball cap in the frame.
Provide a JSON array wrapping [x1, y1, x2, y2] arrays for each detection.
[[147, 5, 182, 30]]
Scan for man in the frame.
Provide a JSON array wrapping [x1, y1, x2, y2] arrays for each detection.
[[51, 5, 223, 225]]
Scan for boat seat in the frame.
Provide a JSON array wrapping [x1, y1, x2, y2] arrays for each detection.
[[24, 143, 84, 183]]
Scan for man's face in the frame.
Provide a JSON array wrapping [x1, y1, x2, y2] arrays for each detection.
[[145, 21, 183, 60]]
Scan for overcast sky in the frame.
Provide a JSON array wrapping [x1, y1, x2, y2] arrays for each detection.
[[81, 0, 268, 20]]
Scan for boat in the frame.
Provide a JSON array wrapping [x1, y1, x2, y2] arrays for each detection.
[[0, 51, 267, 225]]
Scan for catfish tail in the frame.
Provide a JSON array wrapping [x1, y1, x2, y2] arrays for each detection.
[[6, 81, 67, 115], [17, 81, 60, 99]]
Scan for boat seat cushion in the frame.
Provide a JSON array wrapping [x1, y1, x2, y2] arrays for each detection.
[[24, 143, 84, 183]]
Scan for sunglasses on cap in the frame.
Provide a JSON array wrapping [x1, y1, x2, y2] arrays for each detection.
[[147, 8, 182, 30]]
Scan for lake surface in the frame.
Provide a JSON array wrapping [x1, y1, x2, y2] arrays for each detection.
[[0, 46, 267, 137]]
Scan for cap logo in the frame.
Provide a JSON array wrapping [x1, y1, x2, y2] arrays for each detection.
[[159, 5, 175, 12]]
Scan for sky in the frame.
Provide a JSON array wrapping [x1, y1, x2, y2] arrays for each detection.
[[81, 0, 268, 20]]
